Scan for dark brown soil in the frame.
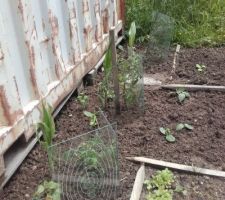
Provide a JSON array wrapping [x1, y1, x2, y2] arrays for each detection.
[[1, 47, 225, 200], [143, 46, 225, 86]]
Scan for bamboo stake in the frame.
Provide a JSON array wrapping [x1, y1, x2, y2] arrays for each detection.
[[130, 164, 145, 200], [110, 28, 120, 114], [162, 84, 225, 92], [126, 157, 225, 178]]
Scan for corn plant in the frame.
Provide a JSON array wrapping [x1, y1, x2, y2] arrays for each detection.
[[33, 181, 61, 200], [77, 93, 89, 109], [83, 111, 98, 127], [98, 46, 115, 109], [36, 104, 55, 167]]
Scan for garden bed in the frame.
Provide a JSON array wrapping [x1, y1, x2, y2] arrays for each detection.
[[144, 46, 225, 86], [1, 70, 225, 199]]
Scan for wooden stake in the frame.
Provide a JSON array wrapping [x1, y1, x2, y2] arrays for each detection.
[[162, 84, 225, 92], [110, 28, 120, 114], [172, 44, 181, 71], [126, 157, 225, 178], [130, 164, 145, 200]]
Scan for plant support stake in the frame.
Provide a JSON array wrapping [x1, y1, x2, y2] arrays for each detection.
[[110, 28, 120, 114]]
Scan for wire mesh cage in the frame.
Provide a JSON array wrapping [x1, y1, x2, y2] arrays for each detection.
[[118, 49, 144, 112], [147, 11, 174, 63], [48, 113, 119, 200]]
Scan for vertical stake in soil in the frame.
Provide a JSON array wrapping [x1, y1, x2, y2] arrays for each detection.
[[171, 44, 181, 78], [110, 28, 120, 114], [130, 164, 145, 200]]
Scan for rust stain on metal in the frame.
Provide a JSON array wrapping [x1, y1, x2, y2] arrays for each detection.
[[42, 19, 45, 31], [25, 42, 39, 96], [102, 9, 109, 33], [13, 76, 22, 105], [18, 0, 24, 22], [48, 10, 59, 37], [0, 86, 23, 126], [82, 0, 89, 13]]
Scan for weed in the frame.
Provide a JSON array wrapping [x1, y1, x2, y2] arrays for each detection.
[[176, 88, 190, 103], [33, 181, 61, 200], [176, 123, 194, 131], [77, 93, 89, 109], [159, 127, 176, 143], [196, 64, 206, 72], [83, 111, 98, 127]]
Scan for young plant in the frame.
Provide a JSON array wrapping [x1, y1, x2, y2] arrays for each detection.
[[98, 46, 115, 108], [36, 104, 55, 168], [196, 64, 206, 72], [128, 21, 136, 48], [159, 127, 176, 143], [33, 181, 61, 200], [176, 123, 194, 131], [144, 169, 174, 200], [77, 93, 89, 109], [83, 111, 98, 127], [176, 88, 190, 103]]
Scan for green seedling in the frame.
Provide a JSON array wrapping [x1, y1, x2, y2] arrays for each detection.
[[176, 123, 194, 131], [144, 169, 174, 200], [159, 127, 176, 143], [77, 93, 89, 109], [83, 111, 98, 127], [128, 21, 136, 48], [176, 88, 190, 103], [36, 104, 55, 168], [196, 64, 206, 72], [33, 181, 61, 200]]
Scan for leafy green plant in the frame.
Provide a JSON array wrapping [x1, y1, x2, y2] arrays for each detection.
[[159, 127, 175, 143], [83, 111, 98, 127], [196, 64, 206, 72], [98, 46, 115, 109], [176, 123, 194, 131], [176, 88, 190, 103], [144, 169, 174, 200], [33, 181, 61, 200], [77, 93, 89, 109], [126, 0, 225, 47]]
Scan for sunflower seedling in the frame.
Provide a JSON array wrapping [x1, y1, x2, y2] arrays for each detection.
[[77, 93, 89, 109], [196, 64, 206, 72], [176, 123, 194, 131], [83, 111, 98, 127], [159, 127, 176, 142], [176, 88, 190, 103]]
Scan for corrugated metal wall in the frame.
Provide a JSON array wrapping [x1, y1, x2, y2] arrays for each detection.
[[0, 0, 124, 178]]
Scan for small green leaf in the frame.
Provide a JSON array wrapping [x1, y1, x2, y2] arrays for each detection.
[[176, 123, 185, 131], [166, 134, 176, 142], [159, 127, 166, 135], [36, 185, 45, 195], [83, 111, 93, 118], [184, 124, 194, 130], [178, 93, 186, 102]]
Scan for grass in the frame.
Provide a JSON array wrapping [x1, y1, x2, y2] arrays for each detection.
[[126, 0, 225, 47]]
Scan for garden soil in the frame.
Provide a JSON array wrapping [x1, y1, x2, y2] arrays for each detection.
[[1, 46, 225, 200]]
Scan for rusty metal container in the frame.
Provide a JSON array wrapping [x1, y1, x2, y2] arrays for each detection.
[[0, 0, 124, 186]]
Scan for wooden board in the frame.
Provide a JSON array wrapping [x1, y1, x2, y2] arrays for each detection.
[[162, 84, 225, 92], [126, 157, 225, 178], [130, 164, 145, 200]]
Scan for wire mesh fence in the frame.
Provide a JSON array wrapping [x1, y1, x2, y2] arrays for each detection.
[[49, 112, 119, 200], [147, 11, 174, 63]]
